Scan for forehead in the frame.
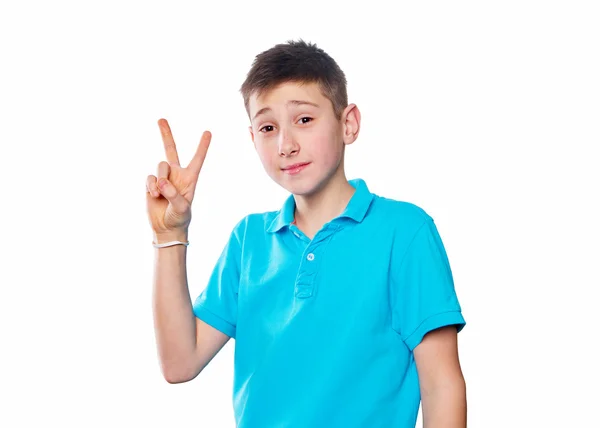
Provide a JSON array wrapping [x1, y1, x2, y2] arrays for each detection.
[[249, 81, 326, 120]]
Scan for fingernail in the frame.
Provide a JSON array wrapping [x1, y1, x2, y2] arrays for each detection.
[[158, 179, 166, 188]]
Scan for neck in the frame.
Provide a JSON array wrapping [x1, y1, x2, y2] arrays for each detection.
[[293, 171, 356, 235]]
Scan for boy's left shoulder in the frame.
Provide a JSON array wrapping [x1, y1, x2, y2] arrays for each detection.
[[370, 192, 434, 230]]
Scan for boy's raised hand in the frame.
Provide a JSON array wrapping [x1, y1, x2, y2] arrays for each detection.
[[146, 118, 211, 237]]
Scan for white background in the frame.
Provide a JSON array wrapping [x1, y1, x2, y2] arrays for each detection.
[[1, 1, 598, 426]]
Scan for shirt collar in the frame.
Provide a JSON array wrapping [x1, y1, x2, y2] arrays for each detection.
[[267, 178, 374, 233]]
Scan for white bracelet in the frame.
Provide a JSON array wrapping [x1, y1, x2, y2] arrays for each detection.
[[152, 240, 190, 248]]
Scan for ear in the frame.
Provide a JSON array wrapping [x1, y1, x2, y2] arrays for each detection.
[[341, 103, 360, 146], [248, 126, 255, 144]]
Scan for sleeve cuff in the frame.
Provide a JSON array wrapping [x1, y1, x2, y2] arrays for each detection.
[[403, 310, 465, 351], [193, 303, 237, 339]]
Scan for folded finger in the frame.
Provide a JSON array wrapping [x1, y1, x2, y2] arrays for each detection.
[[157, 161, 170, 182], [147, 175, 160, 197]]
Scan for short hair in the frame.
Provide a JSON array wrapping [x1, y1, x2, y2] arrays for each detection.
[[239, 39, 348, 122]]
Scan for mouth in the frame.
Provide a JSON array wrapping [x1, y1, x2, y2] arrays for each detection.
[[282, 162, 311, 174]]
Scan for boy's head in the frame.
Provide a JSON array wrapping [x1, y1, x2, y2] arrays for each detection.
[[239, 39, 361, 197]]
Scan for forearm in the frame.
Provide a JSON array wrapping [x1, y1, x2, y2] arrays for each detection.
[[421, 379, 467, 428], [152, 231, 197, 383]]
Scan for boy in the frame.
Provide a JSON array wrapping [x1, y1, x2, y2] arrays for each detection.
[[148, 39, 467, 427]]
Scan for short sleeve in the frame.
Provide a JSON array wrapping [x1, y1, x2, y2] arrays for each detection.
[[391, 218, 466, 351], [192, 224, 241, 339]]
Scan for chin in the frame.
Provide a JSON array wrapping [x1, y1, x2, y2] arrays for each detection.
[[276, 179, 309, 195], [276, 173, 326, 197]]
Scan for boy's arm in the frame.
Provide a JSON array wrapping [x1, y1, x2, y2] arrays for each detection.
[[414, 325, 467, 428], [152, 231, 230, 384]]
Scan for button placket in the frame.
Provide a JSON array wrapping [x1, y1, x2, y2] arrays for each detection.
[[292, 224, 342, 299], [294, 228, 336, 298]]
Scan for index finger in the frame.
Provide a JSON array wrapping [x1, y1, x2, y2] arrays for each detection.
[[157, 118, 181, 166]]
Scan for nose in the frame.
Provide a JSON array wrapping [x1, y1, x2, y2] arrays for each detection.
[[278, 127, 299, 157]]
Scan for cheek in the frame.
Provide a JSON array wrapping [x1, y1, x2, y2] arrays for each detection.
[[256, 146, 278, 170], [310, 135, 343, 166]]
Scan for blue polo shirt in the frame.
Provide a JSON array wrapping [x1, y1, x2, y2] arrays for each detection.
[[193, 178, 466, 428]]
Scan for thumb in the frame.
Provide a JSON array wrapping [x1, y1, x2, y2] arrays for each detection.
[[157, 178, 188, 212]]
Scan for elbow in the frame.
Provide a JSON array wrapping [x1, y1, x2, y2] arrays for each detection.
[[163, 364, 202, 384], [161, 364, 194, 384], [164, 373, 183, 384], [164, 371, 191, 384], [159, 350, 203, 384]]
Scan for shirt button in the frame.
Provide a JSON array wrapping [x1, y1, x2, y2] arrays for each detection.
[[307, 253, 315, 261]]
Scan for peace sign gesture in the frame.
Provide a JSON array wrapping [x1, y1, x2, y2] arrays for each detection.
[[146, 118, 211, 238]]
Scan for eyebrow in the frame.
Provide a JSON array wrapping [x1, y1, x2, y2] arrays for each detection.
[[252, 100, 320, 121]]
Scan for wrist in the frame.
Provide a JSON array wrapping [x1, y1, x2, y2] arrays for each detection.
[[153, 230, 189, 244]]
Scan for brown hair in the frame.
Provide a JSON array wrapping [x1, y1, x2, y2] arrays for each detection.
[[239, 39, 348, 122]]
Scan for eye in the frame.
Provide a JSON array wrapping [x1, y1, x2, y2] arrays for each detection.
[[298, 117, 313, 124], [259, 125, 274, 133]]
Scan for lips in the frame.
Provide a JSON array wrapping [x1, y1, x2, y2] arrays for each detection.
[[282, 162, 310, 170], [282, 162, 310, 175]]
